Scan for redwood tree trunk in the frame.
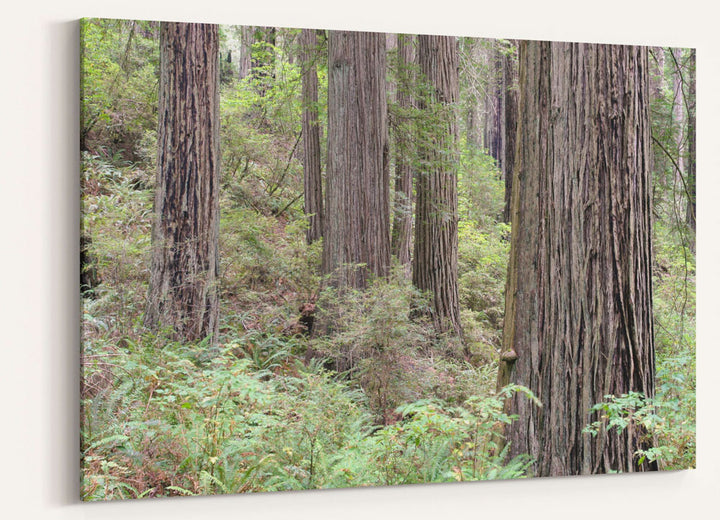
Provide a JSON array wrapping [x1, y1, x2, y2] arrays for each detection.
[[502, 43, 518, 223], [490, 47, 504, 166], [144, 22, 220, 343], [300, 28, 324, 244], [238, 25, 253, 80], [323, 30, 390, 289], [482, 44, 503, 165], [413, 35, 462, 336], [391, 34, 416, 271], [464, 39, 482, 151], [498, 41, 656, 476]]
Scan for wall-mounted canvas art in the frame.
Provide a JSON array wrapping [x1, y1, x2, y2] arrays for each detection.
[[80, 17, 696, 501]]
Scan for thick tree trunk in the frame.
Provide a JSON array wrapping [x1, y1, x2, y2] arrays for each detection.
[[323, 30, 390, 289], [391, 34, 416, 272], [300, 28, 324, 244], [144, 22, 220, 343], [498, 41, 656, 476], [413, 35, 462, 337], [502, 42, 518, 223]]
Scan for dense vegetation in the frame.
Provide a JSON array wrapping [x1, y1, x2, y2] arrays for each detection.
[[80, 20, 695, 499]]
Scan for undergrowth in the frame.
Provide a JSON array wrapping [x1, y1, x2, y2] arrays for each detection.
[[81, 336, 536, 499]]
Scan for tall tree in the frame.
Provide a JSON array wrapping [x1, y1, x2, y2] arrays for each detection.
[[323, 30, 390, 289], [237, 25, 253, 80], [482, 44, 503, 166], [462, 38, 483, 151], [497, 41, 656, 476], [144, 22, 220, 343], [413, 35, 462, 336], [686, 49, 696, 245], [391, 34, 416, 271], [300, 28, 324, 244], [671, 49, 686, 185], [501, 41, 519, 223]]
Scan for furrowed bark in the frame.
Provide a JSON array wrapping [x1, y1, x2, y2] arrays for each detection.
[[323, 30, 390, 290], [144, 22, 220, 344], [413, 34, 462, 337], [391, 34, 416, 271], [499, 41, 656, 476], [300, 28, 324, 244]]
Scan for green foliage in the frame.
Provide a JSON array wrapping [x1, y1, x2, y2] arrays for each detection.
[[583, 387, 695, 469], [219, 95, 304, 217], [81, 153, 153, 335], [311, 269, 506, 423], [458, 150, 506, 226], [82, 328, 537, 498], [223, 33, 304, 135], [217, 205, 322, 338], [81, 19, 159, 160], [370, 385, 537, 485], [311, 269, 436, 415], [457, 149, 510, 364], [646, 47, 696, 470], [82, 332, 538, 498], [653, 354, 696, 469]]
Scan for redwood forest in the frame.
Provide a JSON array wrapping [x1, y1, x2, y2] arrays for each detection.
[[80, 19, 696, 500]]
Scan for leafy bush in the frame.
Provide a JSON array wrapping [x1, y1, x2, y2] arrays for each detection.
[[81, 153, 153, 337], [582, 386, 695, 470], [311, 268, 436, 417], [369, 385, 537, 485], [456, 149, 510, 365]]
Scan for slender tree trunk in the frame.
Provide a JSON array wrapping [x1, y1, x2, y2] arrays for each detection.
[[466, 105, 479, 150], [413, 35, 462, 337], [300, 28, 324, 244], [391, 34, 416, 272], [281, 29, 297, 65], [144, 22, 220, 343], [238, 25, 253, 80], [502, 42, 518, 223], [686, 49, 696, 249], [649, 47, 665, 100], [672, 48, 686, 183], [462, 38, 483, 151], [323, 30, 390, 289], [491, 47, 504, 167], [498, 41, 655, 476], [482, 43, 503, 165]]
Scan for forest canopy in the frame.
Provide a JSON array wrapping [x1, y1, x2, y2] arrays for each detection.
[[80, 18, 696, 500]]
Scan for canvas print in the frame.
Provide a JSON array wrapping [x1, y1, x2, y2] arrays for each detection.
[[80, 18, 696, 500]]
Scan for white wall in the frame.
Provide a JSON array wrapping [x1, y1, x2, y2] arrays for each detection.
[[1, 1, 716, 518]]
